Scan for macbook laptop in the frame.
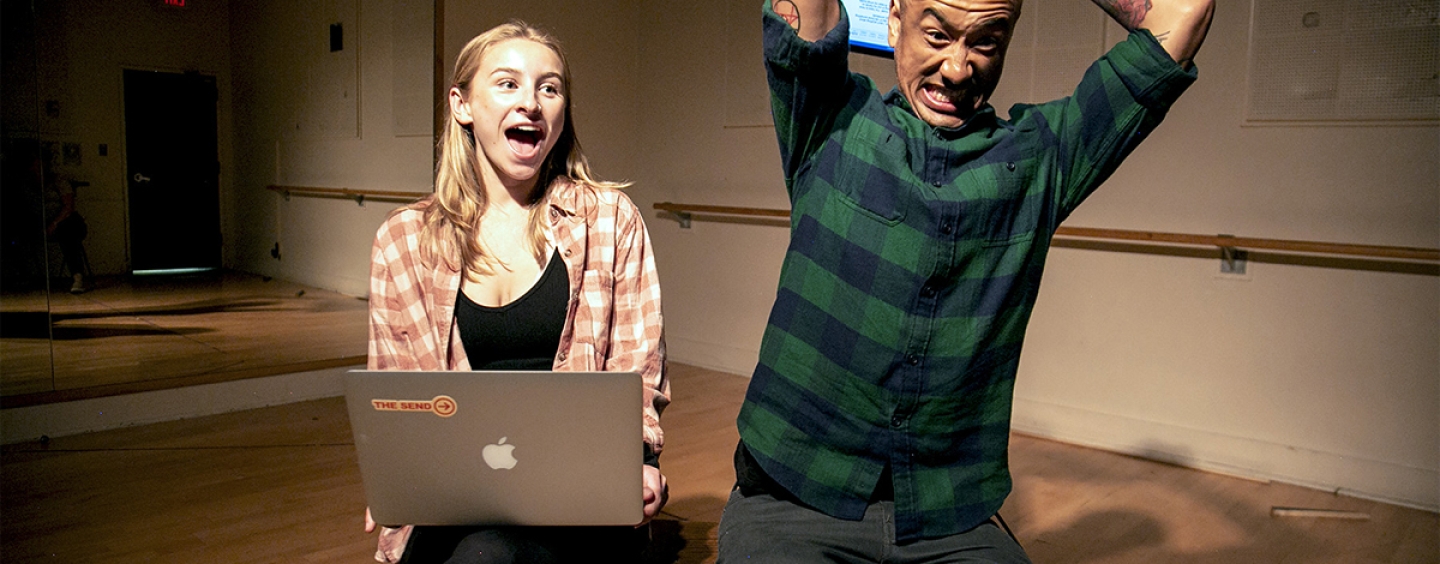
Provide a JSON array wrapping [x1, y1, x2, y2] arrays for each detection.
[[344, 370, 643, 527]]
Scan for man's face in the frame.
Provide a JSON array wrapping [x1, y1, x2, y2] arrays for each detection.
[[888, 0, 1019, 129]]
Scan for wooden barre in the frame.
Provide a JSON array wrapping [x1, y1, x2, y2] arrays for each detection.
[[655, 202, 791, 219], [652, 202, 1440, 263], [1270, 507, 1372, 520], [266, 185, 429, 204]]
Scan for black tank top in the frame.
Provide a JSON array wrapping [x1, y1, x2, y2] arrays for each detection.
[[457, 249, 569, 370]]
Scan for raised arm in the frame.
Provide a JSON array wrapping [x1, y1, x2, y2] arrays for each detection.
[[1092, 0, 1214, 68], [772, 0, 842, 42]]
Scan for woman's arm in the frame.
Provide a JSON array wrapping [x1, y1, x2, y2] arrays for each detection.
[[368, 234, 401, 370], [367, 208, 443, 371], [604, 193, 671, 523], [603, 194, 670, 452]]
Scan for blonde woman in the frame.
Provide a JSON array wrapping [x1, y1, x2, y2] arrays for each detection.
[[365, 21, 668, 564]]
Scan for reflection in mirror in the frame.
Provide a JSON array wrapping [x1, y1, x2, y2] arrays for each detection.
[[1, 0, 56, 397], [1, 1, 383, 408], [33, 272, 367, 404]]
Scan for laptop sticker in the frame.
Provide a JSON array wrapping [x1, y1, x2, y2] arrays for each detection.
[[370, 395, 457, 418]]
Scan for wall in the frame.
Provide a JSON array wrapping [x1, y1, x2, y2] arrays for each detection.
[[440, 0, 644, 193], [634, 0, 1438, 511], [230, 0, 646, 297], [1001, 0, 1438, 511], [229, 0, 436, 297]]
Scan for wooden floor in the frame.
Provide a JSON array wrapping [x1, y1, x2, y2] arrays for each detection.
[[2, 363, 1434, 563], [0, 271, 368, 404]]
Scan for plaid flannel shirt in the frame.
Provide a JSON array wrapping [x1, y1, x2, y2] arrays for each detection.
[[736, 2, 1197, 542], [366, 178, 668, 562]]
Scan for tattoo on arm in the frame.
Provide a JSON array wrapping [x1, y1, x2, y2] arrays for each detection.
[[1153, 30, 1171, 43], [1095, 0, 1152, 30], [775, 0, 802, 31]]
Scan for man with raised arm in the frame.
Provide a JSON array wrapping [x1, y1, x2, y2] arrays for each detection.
[[718, 0, 1214, 562]]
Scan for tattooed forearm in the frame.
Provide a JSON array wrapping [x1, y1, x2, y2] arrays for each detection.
[[775, 0, 802, 31], [1153, 30, 1171, 43], [1093, 0, 1152, 30]]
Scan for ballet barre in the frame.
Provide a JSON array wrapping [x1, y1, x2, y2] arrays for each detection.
[[266, 185, 428, 206], [652, 202, 1440, 263]]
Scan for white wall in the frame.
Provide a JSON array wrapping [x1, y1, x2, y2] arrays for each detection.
[[634, 0, 1439, 512], [229, 0, 436, 297], [440, 0, 643, 190], [1002, 0, 1439, 511], [229, 0, 647, 297]]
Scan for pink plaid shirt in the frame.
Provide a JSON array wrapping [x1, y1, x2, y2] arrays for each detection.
[[366, 179, 668, 562]]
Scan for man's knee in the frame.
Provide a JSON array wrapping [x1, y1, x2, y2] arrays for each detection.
[[717, 489, 875, 563]]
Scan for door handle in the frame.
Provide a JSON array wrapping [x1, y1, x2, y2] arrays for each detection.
[[133, 173, 152, 183]]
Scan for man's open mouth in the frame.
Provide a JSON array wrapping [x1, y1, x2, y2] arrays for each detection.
[[921, 85, 961, 114]]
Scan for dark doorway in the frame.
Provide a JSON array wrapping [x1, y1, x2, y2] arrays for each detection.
[[123, 69, 220, 273]]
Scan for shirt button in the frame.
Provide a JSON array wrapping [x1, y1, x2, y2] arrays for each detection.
[[891, 415, 904, 427], [939, 222, 953, 234], [1006, 162, 1016, 171], [931, 180, 942, 188], [906, 354, 919, 366], [557, 351, 568, 361], [564, 249, 572, 257], [921, 285, 936, 297]]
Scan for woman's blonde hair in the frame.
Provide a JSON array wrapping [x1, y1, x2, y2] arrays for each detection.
[[419, 20, 627, 278]]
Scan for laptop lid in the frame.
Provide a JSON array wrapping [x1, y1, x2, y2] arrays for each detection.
[[344, 370, 644, 527]]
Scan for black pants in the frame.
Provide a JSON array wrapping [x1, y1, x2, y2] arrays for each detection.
[[52, 213, 87, 276], [400, 525, 648, 564]]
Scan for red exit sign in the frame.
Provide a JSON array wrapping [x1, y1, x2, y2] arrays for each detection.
[[160, 0, 185, 6]]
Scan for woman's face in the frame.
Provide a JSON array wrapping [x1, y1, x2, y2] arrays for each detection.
[[451, 38, 567, 193]]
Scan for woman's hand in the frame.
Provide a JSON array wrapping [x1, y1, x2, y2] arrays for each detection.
[[365, 509, 412, 564], [640, 464, 669, 526]]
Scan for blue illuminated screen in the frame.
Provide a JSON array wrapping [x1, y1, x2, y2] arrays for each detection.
[[841, 0, 894, 56]]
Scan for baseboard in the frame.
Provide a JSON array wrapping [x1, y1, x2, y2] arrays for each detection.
[[665, 335, 758, 378], [0, 364, 357, 444], [1012, 396, 1439, 513]]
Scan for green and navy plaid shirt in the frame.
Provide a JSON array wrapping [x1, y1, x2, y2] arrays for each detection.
[[736, 2, 1198, 541]]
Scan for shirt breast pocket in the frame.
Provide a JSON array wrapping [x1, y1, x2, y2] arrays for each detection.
[[968, 161, 1042, 247], [829, 127, 906, 225]]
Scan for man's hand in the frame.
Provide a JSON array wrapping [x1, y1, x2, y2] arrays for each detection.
[[640, 464, 669, 526]]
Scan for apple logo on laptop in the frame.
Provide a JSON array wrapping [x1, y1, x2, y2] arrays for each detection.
[[482, 437, 518, 470]]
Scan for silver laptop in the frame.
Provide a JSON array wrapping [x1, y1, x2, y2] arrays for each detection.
[[344, 370, 643, 527]]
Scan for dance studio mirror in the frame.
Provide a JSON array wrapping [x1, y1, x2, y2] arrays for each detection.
[[0, 1, 410, 406]]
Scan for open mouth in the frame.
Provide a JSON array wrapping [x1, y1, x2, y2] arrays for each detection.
[[921, 85, 960, 114], [505, 124, 546, 158]]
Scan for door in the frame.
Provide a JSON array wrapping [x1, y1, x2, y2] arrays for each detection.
[[123, 69, 220, 272]]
